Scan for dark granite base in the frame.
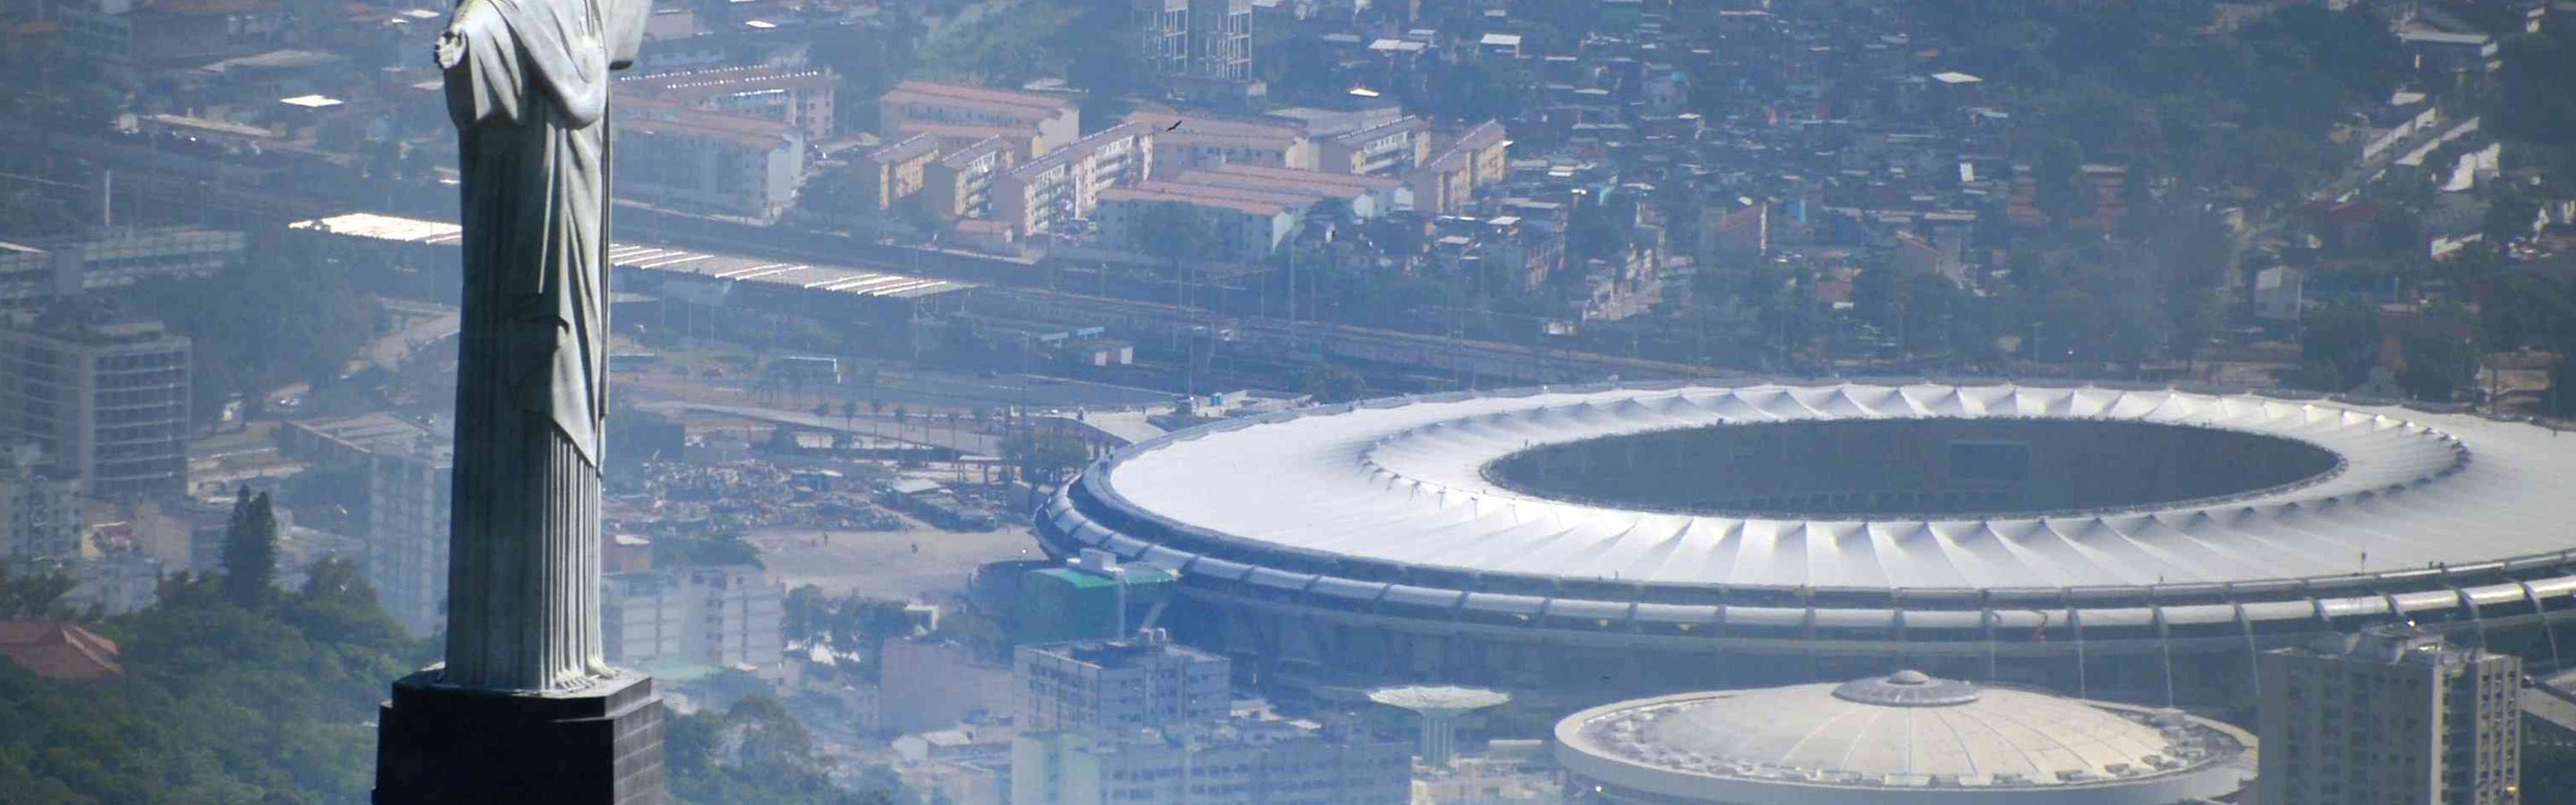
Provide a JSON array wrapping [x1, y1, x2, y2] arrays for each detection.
[[374, 669, 665, 805]]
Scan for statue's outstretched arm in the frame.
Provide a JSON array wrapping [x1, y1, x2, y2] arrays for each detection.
[[437, 0, 525, 129], [605, 0, 651, 71]]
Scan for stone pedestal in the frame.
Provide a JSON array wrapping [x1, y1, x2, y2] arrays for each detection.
[[374, 670, 665, 805]]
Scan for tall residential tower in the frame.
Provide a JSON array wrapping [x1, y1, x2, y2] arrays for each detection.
[[2259, 626, 2521, 805], [0, 309, 190, 500]]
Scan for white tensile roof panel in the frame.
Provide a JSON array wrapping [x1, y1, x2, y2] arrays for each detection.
[[1099, 384, 2576, 591]]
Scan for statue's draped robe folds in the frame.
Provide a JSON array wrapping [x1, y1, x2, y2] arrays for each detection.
[[437, 0, 648, 692]]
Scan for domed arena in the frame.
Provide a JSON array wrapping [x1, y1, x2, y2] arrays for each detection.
[[1553, 671, 2257, 804], [1032, 381, 2576, 706]]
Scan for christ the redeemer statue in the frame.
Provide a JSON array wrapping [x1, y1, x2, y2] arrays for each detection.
[[435, 0, 647, 692], [375, 0, 662, 801]]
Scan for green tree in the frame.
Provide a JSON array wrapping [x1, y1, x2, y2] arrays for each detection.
[[792, 164, 871, 221], [655, 519, 765, 570], [913, 1, 1077, 89], [1138, 202, 1219, 308], [784, 584, 830, 648], [1295, 364, 1371, 403], [0, 564, 78, 620], [2543, 333, 2576, 419], [1566, 200, 1636, 263], [1049, 0, 1147, 125], [0, 564, 431, 803], [665, 693, 919, 805], [219, 488, 279, 608], [2295, 302, 2385, 392], [2529, 733, 2576, 805], [280, 556, 407, 648], [1002, 432, 1090, 485], [2500, 29, 2576, 147], [767, 424, 803, 456], [2032, 136, 2095, 230], [2485, 192, 2542, 251], [2395, 332, 2477, 402], [124, 228, 377, 430]]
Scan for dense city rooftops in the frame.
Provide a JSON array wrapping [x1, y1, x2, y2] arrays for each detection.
[[289, 213, 970, 300]]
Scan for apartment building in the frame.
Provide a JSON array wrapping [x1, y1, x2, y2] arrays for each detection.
[[923, 136, 1016, 220], [1015, 633, 1229, 733], [283, 412, 453, 636], [0, 228, 246, 311], [2259, 626, 2521, 805], [0, 445, 81, 563], [991, 123, 1154, 235], [1130, 0, 1250, 81], [0, 310, 189, 500], [1187, 0, 1252, 82], [602, 564, 786, 680], [857, 133, 942, 212], [878, 80, 1080, 157], [1133, 0, 1191, 77], [619, 102, 808, 221], [1402, 120, 1508, 215], [1316, 115, 1430, 178], [1127, 109, 1315, 173], [1010, 718, 1411, 805], [618, 64, 836, 143]]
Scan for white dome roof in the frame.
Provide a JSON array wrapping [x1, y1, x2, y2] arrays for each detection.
[[1635, 674, 2178, 784], [1554, 673, 2258, 803]]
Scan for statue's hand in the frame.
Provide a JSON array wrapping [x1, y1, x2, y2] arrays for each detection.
[[435, 28, 469, 70]]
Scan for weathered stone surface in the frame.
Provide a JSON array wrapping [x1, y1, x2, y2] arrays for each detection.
[[375, 671, 665, 805], [373, 0, 665, 800]]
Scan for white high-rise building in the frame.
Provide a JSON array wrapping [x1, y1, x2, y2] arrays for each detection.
[[0, 444, 82, 563], [2260, 626, 2522, 805], [601, 564, 785, 679], [285, 412, 452, 636], [1014, 631, 1229, 733], [0, 310, 190, 500], [1011, 717, 1411, 805], [367, 433, 452, 637], [1186, 0, 1250, 81], [1131, 0, 1250, 81]]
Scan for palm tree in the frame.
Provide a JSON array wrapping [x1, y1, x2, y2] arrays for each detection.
[[869, 399, 885, 437]]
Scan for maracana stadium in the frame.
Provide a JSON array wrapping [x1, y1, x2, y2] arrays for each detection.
[[1033, 381, 2576, 707]]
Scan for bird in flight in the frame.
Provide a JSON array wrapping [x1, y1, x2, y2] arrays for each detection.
[[1166, 120, 1184, 131]]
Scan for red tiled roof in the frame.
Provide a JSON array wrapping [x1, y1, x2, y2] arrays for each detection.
[[1205, 163, 1402, 192], [0, 622, 125, 682], [882, 80, 1074, 120], [1099, 187, 1289, 216]]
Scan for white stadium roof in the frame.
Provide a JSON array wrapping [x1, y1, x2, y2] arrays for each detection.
[[1097, 383, 2572, 591]]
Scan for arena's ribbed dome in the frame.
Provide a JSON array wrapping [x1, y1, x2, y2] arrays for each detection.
[[1035, 381, 2576, 704], [1555, 671, 2256, 804]]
